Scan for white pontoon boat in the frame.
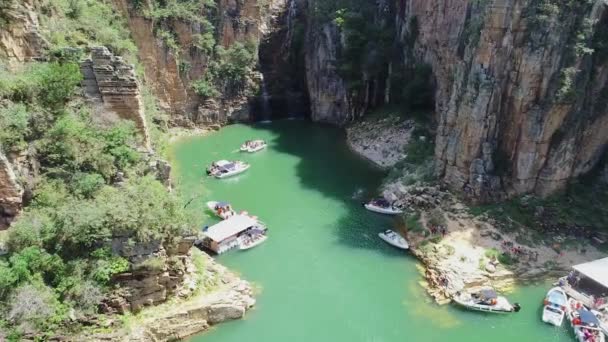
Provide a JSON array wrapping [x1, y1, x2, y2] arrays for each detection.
[[364, 199, 403, 215], [240, 139, 267, 153], [206, 201, 236, 220], [542, 287, 568, 326], [207, 160, 250, 178]]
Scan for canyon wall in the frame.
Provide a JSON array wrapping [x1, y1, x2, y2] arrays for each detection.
[[111, 0, 277, 126], [304, 0, 608, 201], [398, 0, 608, 201]]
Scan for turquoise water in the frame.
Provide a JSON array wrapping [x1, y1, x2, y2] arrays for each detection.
[[171, 121, 573, 342]]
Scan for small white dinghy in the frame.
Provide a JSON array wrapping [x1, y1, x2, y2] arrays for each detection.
[[568, 298, 606, 342], [240, 139, 267, 153], [206, 201, 236, 220], [542, 287, 568, 326], [207, 160, 250, 178], [378, 229, 409, 250], [364, 199, 403, 215], [452, 288, 521, 314]]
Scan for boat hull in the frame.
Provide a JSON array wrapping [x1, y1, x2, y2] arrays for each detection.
[[452, 296, 516, 314], [542, 305, 565, 326], [364, 203, 403, 215], [214, 164, 250, 178], [206, 201, 234, 220], [239, 235, 268, 250], [378, 232, 409, 250]]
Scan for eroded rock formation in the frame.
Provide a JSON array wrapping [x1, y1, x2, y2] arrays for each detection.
[[304, 0, 608, 201], [399, 0, 608, 201], [111, 0, 269, 126], [81, 47, 151, 149], [0, 0, 47, 68]]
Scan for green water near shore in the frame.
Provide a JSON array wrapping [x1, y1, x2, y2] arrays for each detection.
[[171, 121, 573, 342]]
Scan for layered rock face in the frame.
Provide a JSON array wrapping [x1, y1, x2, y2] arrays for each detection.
[[395, 0, 608, 200], [0, 0, 47, 69], [111, 0, 268, 126], [104, 237, 198, 313], [81, 47, 151, 149]]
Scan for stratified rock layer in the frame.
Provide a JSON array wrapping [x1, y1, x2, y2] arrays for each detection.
[[0, 0, 47, 68], [81, 46, 151, 149], [399, 0, 608, 201], [0, 152, 23, 229]]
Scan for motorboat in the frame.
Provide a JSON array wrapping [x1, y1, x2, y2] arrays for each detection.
[[238, 225, 268, 250], [591, 309, 608, 336], [378, 229, 409, 250], [240, 139, 267, 153], [364, 198, 403, 215], [452, 288, 521, 314], [542, 287, 568, 326], [568, 298, 605, 342], [206, 201, 236, 220], [207, 160, 250, 178]]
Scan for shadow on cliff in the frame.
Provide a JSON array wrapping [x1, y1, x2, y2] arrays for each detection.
[[247, 120, 409, 258]]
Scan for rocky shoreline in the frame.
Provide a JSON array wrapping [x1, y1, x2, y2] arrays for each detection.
[[345, 119, 607, 304], [78, 252, 255, 341]]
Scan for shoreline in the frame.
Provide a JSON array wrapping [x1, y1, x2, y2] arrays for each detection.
[[345, 117, 607, 304], [78, 251, 255, 341]]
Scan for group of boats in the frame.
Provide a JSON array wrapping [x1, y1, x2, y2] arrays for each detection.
[[449, 257, 608, 342], [205, 140, 267, 179], [200, 139, 269, 253], [362, 198, 409, 250]]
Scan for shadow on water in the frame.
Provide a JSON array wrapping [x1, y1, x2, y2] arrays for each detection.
[[246, 120, 408, 257]]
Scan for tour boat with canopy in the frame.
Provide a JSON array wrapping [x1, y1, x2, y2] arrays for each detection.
[[378, 229, 409, 250], [452, 288, 521, 314], [206, 201, 236, 220], [206, 160, 250, 178], [542, 287, 568, 326], [240, 139, 267, 153], [238, 226, 268, 250], [568, 298, 605, 342], [364, 198, 404, 215], [201, 215, 268, 254]]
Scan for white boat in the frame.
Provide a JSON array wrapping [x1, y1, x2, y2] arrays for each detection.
[[207, 160, 250, 178], [206, 201, 236, 220], [452, 288, 521, 314], [542, 287, 568, 326], [364, 199, 403, 215], [240, 139, 267, 153], [378, 230, 409, 250], [568, 298, 605, 342], [239, 234, 268, 250]]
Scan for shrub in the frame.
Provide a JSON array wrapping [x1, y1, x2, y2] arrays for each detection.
[[0, 102, 30, 152], [405, 212, 424, 232], [7, 282, 64, 335], [427, 208, 447, 227]]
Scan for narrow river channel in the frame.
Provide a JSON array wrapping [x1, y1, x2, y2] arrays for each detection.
[[171, 121, 573, 342]]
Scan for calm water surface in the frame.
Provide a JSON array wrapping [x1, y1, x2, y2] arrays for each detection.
[[170, 121, 573, 342]]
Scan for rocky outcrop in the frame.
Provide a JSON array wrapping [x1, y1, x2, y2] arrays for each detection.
[[304, 20, 353, 123], [398, 0, 608, 201], [0, 152, 23, 229], [77, 252, 256, 342], [0, 0, 47, 68], [103, 237, 198, 313], [81, 46, 151, 149]]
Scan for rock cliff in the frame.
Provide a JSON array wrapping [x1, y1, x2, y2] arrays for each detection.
[[399, 0, 608, 201], [0, 152, 23, 229], [111, 0, 271, 126], [304, 0, 608, 201], [81, 46, 151, 149], [0, 0, 47, 69]]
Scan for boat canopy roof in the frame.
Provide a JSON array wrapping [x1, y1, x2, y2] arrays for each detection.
[[572, 257, 608, 288], [215, 160, 230, 166], [204, 215, 257, 242], [479, 289, 497, 300], [579, 309, 600, 326], [216, 202, 231, 207]]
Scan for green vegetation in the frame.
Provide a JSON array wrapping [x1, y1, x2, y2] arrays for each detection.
[[469, 178, 608, 243], [385, 126, 435, 186], [405, 212, 424, 233], [193, 42, 258, 98], [38, 0, 136, 58], [0, 1, 196, 336]]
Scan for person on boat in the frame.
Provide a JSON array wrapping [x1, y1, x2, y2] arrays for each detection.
[[573, 316, 582, 325]]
